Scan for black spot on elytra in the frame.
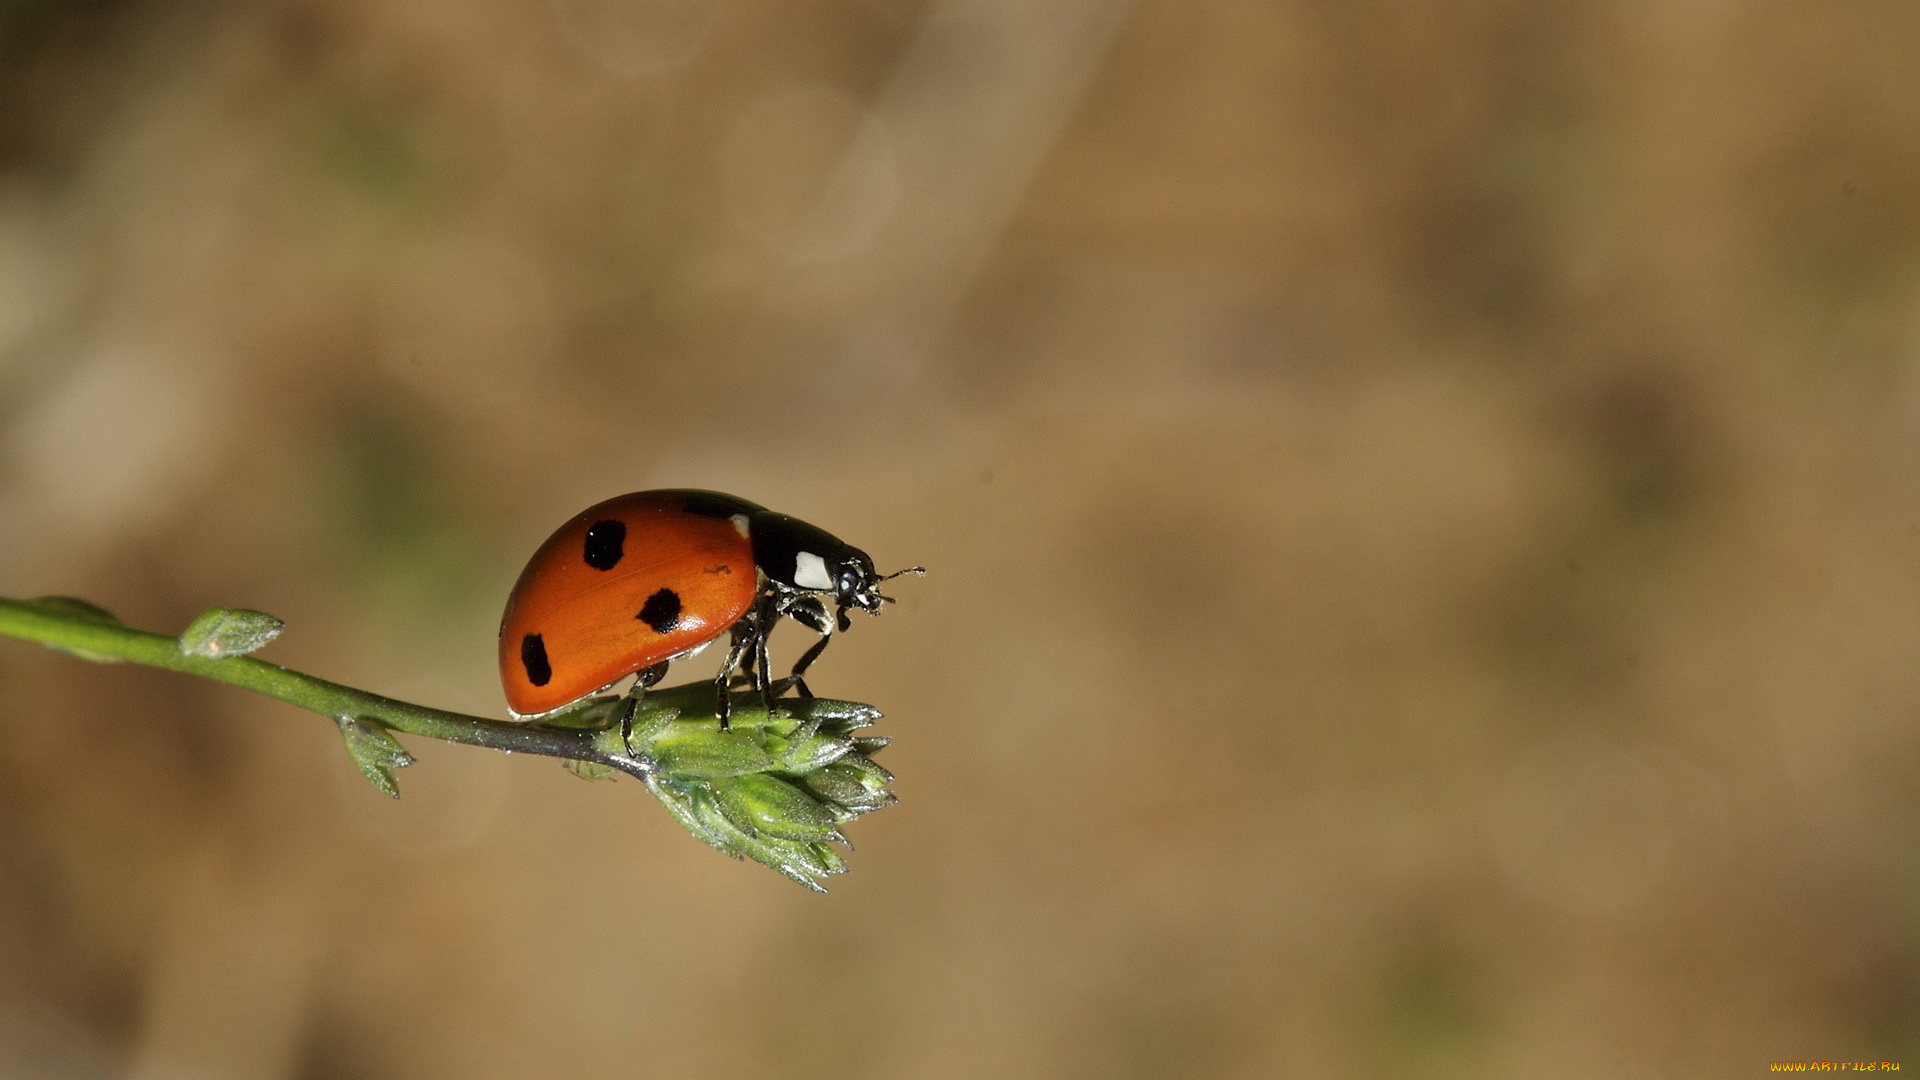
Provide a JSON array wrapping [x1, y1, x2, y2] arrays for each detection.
[[637, 588, 682, 634], [520, 634, 552, 686], [583, 519, 626, 570]]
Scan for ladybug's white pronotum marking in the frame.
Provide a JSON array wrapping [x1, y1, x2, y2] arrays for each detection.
[[793, 551, 833, 591], [730, 514, 752, 538]]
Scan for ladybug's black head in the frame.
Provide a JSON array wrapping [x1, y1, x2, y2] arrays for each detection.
[[751, 512, 922, 616], [831, 552, 925, 624]]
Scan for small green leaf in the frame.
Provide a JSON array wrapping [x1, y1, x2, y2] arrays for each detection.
[[27, 596, 125, 662], [838, 754, 895, 787], [798, 763, 870, 805], [802, 756, 896, 814], [769, 732, 853, 773], [759, 834, 848, 887], [27, 596, 121, 624], [647, 779, 738, 856], [801, 699, 883, 732], [687, 785, 756, 855], [711, 774, 839, 842], [652, 730, 777, 778], [562, 758, 619, 781], [775, 837, 847, 878], [178, 608, 285, 658], [336, 717, 413, 798]]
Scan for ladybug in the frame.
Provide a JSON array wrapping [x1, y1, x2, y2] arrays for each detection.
[[498, 489, 921, 740]]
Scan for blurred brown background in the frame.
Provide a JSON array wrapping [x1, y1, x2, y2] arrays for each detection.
[[2, 1, 1918, 1077]]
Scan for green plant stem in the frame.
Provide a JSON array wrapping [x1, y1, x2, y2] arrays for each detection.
[[0, 596, 647, 778]]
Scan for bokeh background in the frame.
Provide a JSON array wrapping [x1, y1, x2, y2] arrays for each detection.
[[2, 1, 1919, 1076]]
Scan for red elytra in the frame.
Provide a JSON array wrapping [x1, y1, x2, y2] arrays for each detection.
[[498, 491, 758, 718]]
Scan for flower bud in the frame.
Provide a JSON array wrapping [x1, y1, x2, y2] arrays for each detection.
[[629, 686, 898, 890], [178, 608, 285, 658]]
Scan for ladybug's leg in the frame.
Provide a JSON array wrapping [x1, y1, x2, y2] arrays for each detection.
[[784, 597, 837, 701], [712, 628, 757, 731], [787, 635, 828, 700], [752, 621, 776, 708], [729, 625, 757, 689], [617, 661, 671, 756], [729, 591, 768, 703]]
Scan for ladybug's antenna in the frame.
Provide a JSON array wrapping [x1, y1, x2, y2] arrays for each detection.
[[872, 566, 925, 606]]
